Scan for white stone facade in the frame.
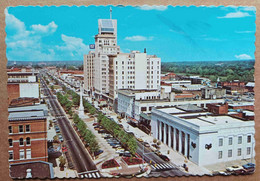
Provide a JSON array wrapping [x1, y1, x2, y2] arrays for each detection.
[[151, 108, 255, 166]]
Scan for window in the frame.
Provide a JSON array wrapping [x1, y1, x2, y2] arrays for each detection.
[[25, 125, 30, 132], [247, 135, 251, 143], [26, 149, 31, 159], [219, 138, 223, 146], [9, 126, 12, 134], [9, 151, 13, 161], [218, 151, 223, 159], [228, 137, 233, 145], [237, 148, 242, 156], [19, 138, 24, 146], [228, 150, 232, 157], [9, 139, 13, 147], [247, 147, 251, 155], [26, 137, 31, 145], [238, 136, 242, 144], [141, 107, 147, 111], [19, 150, 25, 160], [19, 125, 23, 133]]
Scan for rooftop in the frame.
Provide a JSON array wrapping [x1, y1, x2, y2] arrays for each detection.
[[8, 104, 48, 121], [118, 89, 159, 96], [10, 161, 54, 179]]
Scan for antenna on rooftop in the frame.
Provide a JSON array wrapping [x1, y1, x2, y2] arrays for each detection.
[[110, 7, 112, 19]]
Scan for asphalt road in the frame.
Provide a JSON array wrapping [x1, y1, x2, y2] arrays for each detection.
[[43, 72, 187, 177], [136, 142, 188, 177], [40, 74, 98, 175]]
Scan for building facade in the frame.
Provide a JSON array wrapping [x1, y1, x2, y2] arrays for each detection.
[[151, 108, 255, 166], [8, 105, 48, 164]]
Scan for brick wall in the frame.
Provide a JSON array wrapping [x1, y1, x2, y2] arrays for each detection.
[[7, 84, 20, 104], [8, 119, 48, 164]]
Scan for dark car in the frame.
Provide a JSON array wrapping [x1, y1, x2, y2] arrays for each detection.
[[104, 135, 113, 139], [142, 142, 150, 147], [159, 155, 170, 162], [93, 123, 99, 126], [242, 163, 255, 169], [94, 150, 104, 156], [98, 129, 107, 133], [122, 152, 131, 157], [152, 144, 160, 149], [233, 169, 247, 175]]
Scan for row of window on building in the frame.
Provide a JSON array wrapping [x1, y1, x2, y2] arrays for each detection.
[[218, 135, 252, 146], [9, 125, 31, 134], [9, 137, 31, 147], [9, 149, 31, 161], [218, 147, 252, 159]]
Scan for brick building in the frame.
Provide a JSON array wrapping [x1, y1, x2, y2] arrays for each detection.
[[8, 104, 48, 164], [207, 103, 229, 115]]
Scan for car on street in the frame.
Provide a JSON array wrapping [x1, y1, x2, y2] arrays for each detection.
[[154, 150, 162, 156], [159, 154, 170, 162], [122, 152, 131, 157], [152, 144, 160, 149], [104, 135, 113, 139], [136, 138, 143, 142], [242, 163, 255, 169], [112, 144, 122, 148], [226, 165, 243, 172], [142, 142, 150, 147], [233, 169, 247, 175], [94, 150, 104, 156]]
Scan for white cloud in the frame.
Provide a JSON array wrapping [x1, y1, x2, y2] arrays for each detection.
[[218, 11, 251, 18], [56, 34, 89, 57], [124, 35, 154, 41], [241, 6, 256, 11], [138, 5, 167, 11], [235, 30, 254, 34], [31, 21, 58, 34], [5, 9, 59, 61], [235, 54, 252, 60]]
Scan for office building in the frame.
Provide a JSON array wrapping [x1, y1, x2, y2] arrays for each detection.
[[151, 106, 255, 166]]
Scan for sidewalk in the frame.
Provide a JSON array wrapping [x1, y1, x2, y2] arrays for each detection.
[[119, 118, 211, 176], [53, 158, 77, 178]]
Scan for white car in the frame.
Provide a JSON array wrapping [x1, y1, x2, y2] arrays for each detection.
[[226, 165, 243, 172]]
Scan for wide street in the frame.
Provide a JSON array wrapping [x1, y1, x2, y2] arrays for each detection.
[[41, 74, 100, 178], [44, 71, 188, 177]]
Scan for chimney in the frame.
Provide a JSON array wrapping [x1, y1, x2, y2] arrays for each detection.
[[26, 169, 32, 178], [144, 48, 146, 53]]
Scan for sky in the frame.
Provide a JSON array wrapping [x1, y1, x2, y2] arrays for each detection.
[[5, 5, 256, 62]]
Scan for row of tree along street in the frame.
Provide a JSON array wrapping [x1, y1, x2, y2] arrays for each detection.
[[49, 74, 138, 157]]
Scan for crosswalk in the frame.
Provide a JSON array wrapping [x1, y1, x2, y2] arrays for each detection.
[[150, 163, 176, 171], [78, 171, 101, 179]]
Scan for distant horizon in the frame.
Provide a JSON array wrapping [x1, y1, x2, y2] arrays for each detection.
[[7, 59, 255, 63]]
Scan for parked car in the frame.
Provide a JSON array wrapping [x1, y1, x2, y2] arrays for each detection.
[[94, 150, 104, 156], [159, 154, 170, 162], [152, 144, 160, 149], [104, 135, 113, 139], [112, 144, 122, 148], [244, 167, 255, 174], [142, 142, 150, 147], [226, 165, 243, 172], [242, 163, 255, 169], [136, 138, 143, 142], [122, 152, 131, 157], [93, 123, 99, 126], [116, 148, 125, 154], [59, 136, 64, 142], [233, 169, 247, 175], [154, 150, 162, 156]]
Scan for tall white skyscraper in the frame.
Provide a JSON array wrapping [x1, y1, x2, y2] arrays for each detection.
[[84, 15, 161, 100]]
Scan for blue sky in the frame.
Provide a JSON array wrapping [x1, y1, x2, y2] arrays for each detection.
[[5, 5, 256, 62]]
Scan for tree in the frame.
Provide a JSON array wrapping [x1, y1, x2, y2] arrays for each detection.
[[59, 156, 66, 171]]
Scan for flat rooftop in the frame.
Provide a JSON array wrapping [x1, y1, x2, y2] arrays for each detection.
[[8, 104, 48, 121], [118, 89, 159, 96], [229, 102, 254, 107]]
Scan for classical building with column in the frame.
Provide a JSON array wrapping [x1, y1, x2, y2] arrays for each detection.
[[151, 107, 255, 166]]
